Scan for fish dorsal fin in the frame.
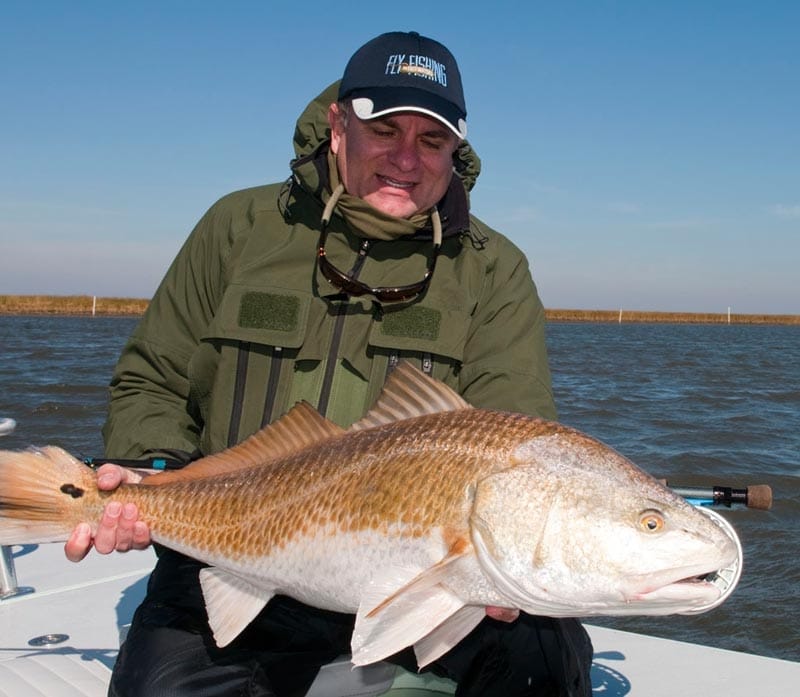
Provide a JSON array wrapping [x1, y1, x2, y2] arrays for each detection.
[[349, 361, 472, 432], [141, 401, 344, 486]]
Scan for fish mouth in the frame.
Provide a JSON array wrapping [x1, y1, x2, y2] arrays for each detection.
[[635, 508, 743, 614], [631, 567, 722, 609], [674, 554, 742, 614], [634, 570, 723, 608], [680, 507, 743, 614]]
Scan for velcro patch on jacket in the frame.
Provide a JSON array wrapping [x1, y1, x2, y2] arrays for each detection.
[[238, 292, 300, 332], [381, 306, 441, 341]]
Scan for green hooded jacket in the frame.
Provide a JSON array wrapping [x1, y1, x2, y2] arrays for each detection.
[[102, 83, 556, 460]]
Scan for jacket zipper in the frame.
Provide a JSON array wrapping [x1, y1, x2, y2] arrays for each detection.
[[227, 341, 250, 447], [260, 346, 284, 427], [387, 351, 399, 379], [387, 350, 433, 378], [317, 238, 370, 416]]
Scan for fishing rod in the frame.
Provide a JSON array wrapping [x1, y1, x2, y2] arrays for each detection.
[[659, 480, 773, 510], [662, 480, 773, 613], [83, 456, 187, 472], [85, 457, 774, 511]]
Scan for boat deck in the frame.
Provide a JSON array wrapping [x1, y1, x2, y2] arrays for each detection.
[[1, 543, 798, 696]]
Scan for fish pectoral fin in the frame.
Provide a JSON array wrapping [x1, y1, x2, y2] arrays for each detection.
[[365, 543, 470, 619], [199, 567, 274, 648], [352, 580, 467, 667], [413, 605, 486, 668]]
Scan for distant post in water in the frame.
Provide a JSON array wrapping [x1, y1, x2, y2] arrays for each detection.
[[92, 295, 97, 317]]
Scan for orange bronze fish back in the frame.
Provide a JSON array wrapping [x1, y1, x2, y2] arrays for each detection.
[[121, 409, 566, 561]]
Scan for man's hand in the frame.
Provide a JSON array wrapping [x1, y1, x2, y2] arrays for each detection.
[[485, 606, 520, 623], [64, 464, 152, 562]]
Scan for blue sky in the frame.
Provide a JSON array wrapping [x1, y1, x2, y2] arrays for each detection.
[[1, 1, 797, 313]]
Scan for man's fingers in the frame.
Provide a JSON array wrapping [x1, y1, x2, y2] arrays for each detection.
[[93, 501, 124, 553], [116, 503, 140, 552], [485, 606, 520, 623], [131, 521, 151, 549], [96, 502, 147, 553], [96, 464, 124, 490], [63, 463, 149, 562], [64, 522, 93, 563]]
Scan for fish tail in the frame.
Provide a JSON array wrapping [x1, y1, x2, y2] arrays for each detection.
[[0, 446, 100, 545]]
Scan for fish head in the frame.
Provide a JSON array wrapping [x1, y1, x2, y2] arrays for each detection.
[[469, 429, 740, 617]]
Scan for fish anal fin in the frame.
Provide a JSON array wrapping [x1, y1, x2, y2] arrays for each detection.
[[350, 362, 472, 432], [198, 567, 275, 647], [413, 605, 486, 668], [352, 580, 467, 667], [351, 541, 473, 666], [141, 402, 344, 486]]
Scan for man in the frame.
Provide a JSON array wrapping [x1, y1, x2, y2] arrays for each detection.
[[66, 31, 593, 696]]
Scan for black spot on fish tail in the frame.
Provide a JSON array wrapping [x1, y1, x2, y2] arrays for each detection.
[[60, 483, 85, 499]]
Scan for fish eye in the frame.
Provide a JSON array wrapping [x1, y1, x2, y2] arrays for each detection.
[[638, 509, 665, 533]]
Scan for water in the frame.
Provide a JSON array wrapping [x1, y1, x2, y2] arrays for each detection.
[[0, 316, 798, 661], [0, 316, 137, 456], [547, 322, 800, 661]]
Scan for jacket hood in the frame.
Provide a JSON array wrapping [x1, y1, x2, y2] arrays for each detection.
[[291, 81, 482, 197]]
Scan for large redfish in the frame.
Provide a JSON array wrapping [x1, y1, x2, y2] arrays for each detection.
[[0, 363, 738, 667]]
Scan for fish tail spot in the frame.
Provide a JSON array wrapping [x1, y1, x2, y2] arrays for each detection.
[[60, 483, 85, 499]]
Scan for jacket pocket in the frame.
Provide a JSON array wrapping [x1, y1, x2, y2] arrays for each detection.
[[361, 297, 471, 406], [193, 284, 313, 450], [202, 283, 311, 347], [369, 297, 470, 362]]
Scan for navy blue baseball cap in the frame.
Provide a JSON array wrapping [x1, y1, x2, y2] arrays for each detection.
[[338, 31, 467, 139]]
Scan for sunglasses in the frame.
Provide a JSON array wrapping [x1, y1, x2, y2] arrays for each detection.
[[317, 224, 440, 304]]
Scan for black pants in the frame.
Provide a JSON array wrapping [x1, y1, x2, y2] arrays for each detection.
[[109, 551, 593, 697]]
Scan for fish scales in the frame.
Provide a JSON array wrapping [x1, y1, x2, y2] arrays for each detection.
[[113, 409, 557, 561]]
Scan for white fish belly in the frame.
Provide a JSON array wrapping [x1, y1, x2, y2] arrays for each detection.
[[167, 524, 503, 613]]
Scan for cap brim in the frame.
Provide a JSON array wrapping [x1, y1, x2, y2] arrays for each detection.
[[348, 87, 467, 139]]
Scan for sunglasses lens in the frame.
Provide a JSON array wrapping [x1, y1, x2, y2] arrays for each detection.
[[319, 257, 368, 297], [318, 230, 438, 303]]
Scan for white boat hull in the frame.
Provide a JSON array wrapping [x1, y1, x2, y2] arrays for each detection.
[[1, 543, 797, 696]]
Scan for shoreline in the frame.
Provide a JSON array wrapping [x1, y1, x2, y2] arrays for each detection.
[[1, 295, 798, 325], [545, 308, 800, 325]]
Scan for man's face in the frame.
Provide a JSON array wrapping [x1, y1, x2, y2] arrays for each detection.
[[328, 103, 459, 219]]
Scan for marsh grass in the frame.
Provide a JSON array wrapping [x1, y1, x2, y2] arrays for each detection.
[[0, 296, 797, 324], [546, 308, 800, 325], [0, 295, 148, 316]]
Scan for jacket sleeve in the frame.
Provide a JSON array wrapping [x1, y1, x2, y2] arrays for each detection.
[[101, 199, 236, 459], [457, 231, 558, 421]]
